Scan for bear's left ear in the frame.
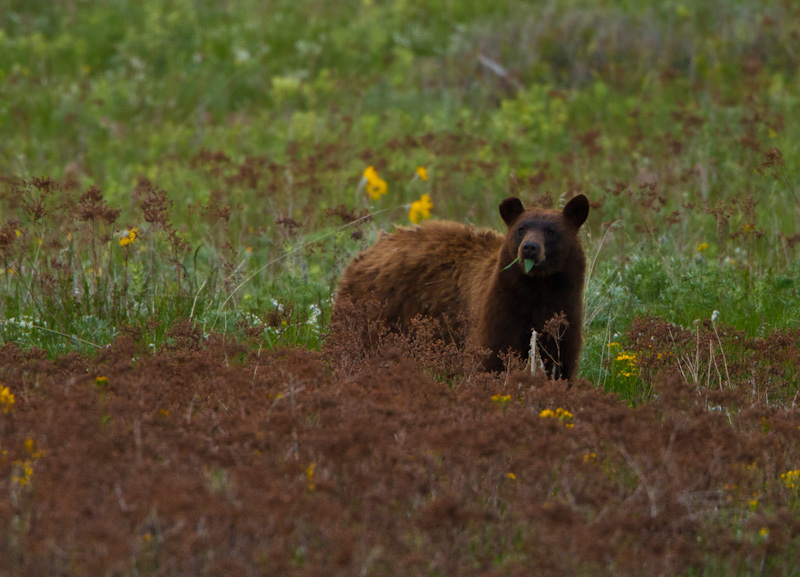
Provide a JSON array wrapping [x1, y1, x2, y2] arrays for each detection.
[[563, 194, 589, 229], [499, 197, 525, 226]]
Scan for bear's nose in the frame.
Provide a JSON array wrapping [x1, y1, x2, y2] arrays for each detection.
[[521, 241, 540, 259]]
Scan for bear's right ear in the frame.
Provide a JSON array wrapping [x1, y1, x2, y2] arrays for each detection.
[[563, 194, 589, 230], [499, 197, 525, 226]]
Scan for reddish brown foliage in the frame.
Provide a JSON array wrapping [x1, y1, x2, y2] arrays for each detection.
[[2, 319, 800, 576]]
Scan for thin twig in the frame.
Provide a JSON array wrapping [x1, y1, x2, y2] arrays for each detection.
[[477, 53, 524, 91], [711, 315, 731, 389], [0, 319, 103, 349], [189, 279, 208, 320]]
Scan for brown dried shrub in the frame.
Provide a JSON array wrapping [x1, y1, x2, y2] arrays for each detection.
[[2, 317, 800, 576]]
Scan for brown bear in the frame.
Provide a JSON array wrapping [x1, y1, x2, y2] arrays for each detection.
[[335, 194, 590, 380]]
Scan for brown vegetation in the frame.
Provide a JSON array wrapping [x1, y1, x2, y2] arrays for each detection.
[[2, 314, 800, 576]]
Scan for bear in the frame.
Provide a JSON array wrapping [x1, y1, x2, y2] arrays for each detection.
[[334, 194, 590, 380]]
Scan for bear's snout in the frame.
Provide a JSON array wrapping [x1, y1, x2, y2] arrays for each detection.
[[518, 232, 547, 270], [521, 241, 541, 260]]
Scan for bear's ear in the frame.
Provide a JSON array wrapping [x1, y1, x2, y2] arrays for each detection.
[[499, 197, 525, 226], [562, 194, 589, 229]]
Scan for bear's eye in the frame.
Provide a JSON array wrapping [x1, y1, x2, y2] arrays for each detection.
[[517, 226, 525, 237], [545, 227, 556, 239]]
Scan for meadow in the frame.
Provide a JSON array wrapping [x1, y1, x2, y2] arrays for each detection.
[[2, 0, 800, 574]]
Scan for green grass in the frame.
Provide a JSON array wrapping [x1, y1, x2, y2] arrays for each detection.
[[2, 0, 800, 395]]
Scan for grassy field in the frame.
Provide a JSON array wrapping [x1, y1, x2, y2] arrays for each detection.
[[2, 0, 800, 574]]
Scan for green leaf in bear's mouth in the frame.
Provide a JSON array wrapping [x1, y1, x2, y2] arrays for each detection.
[[524, 259, 535, 273]]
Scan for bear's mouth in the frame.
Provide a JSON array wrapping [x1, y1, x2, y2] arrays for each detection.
[[502, 256, 546, 275], [520, 255, 550, 276]]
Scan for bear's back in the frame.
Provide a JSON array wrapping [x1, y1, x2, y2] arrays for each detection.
[[336, 220, 502, 326]]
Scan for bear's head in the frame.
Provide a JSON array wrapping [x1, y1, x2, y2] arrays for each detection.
[[499, 194, 589, 276]]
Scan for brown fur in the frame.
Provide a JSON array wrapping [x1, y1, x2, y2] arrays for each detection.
[[335, 195, 590, 380]]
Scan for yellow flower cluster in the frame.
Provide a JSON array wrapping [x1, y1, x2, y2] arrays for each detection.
[[415, 166, 428, 181], [409, 193, 433, 224], [363, 166, 388, 200], [120, 227, 139, 247], [697, 242, 710, 252], [615, 351, 638, 378], [540, 407, 575, 427], [12, 460, 34, 487], [24, 437, 44, 459], [11, 437, 44, 488], [0, 385, 14, 414], [491, 394, 512, 404], [95, 375, 109, 388], [781, 469, 800, 489]]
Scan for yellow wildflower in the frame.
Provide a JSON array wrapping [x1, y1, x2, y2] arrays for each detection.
[[12, 459, 34, 487], [759, 527, 770, 538], [491, 394, 512, 404], [555, 408, 573, 420], [615, 350, 638, 377], [363, 166, 379, 182], [363, 166, 388, 200], [781, 469, 800, 489], [24, 438, 44, 459], [409, 193, 434, 223], [697, 242, 709, 252], [120, 227, 139, 247], [306, 462, 316, 491], [540, 407, 574, 427], [367, 178, 387, 200], [95, 376, 109, 388], [506, 472, 516, 480], [583, 452, 597, 463], [416, 166, 428, 181], [0, 385, 14, 413]]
